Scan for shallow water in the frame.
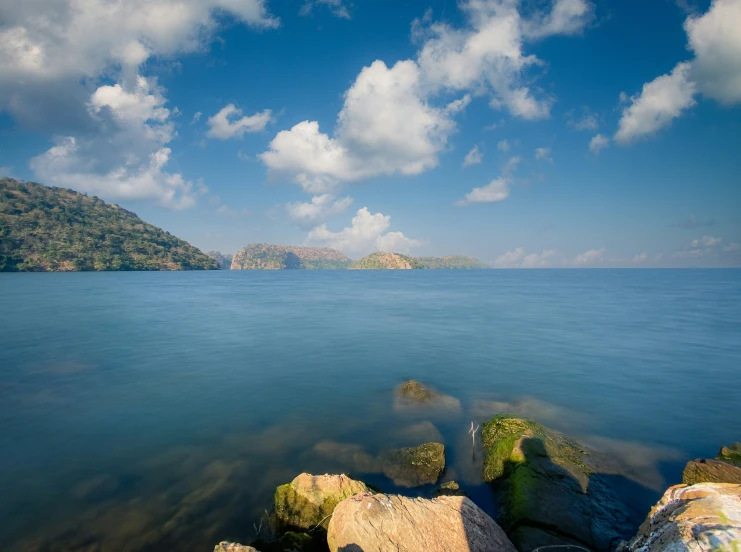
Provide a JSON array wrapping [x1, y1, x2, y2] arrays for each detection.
[[1, 269, 739, 551]]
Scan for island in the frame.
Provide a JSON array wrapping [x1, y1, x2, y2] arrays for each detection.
[[230, 244, 353, 270], [0, 178, 219, 271], [350, 252, 489, 270]]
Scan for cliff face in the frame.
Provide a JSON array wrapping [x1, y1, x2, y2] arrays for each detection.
[[0, 178, 219, 272], [230, 244, 352, 270]]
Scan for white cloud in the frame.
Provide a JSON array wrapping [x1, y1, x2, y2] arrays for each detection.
[[216, 204, 249, 217], [300, 0, 351, 19], [0, 166, 13, 177], [206, 104, 272, 139], [30, 76, 196, 210], [589, 134, 610, 154], [572, 247, 605, 266], [497, 139, 511, 152], [285, 194, 353, 230], [535, 147, 552, 162], [523, 0, 595, 39], [685, 0, 741, 105], [615, 63, 697, 144], [456, 177, 510, 206], [493, 247, 557, 268], [567, 108, 599, 131], [463, 145, 483, 167], [503, 155, 522, 176], [191, 112, 202, 124], [691, 235, 722, 248], [632, 252, 649, 263], [306, 207, 421, 256]]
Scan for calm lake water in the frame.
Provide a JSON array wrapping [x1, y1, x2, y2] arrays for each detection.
[[1, 270, 740, 551]]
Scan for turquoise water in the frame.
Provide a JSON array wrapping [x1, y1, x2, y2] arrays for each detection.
[[1, 270, 739, 551]]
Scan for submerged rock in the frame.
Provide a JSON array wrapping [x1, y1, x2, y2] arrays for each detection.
[[380, 442, 445, 487], [214, 542, 259, 552], [327, 493, 517, 552], [274, 473, 368, 531], [683, 458, 741, 485], [394, 380, 461, 413], [481, 415, 631, 552], [618, 483, 741, 552], [434, 480, 468, 497], [718, 443, 741, 466]]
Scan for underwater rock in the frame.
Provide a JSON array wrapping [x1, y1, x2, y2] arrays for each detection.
[[618, 483, 741, 552], [433, 480, 468, 497], [274, 473, 368, 531], [718, 443, 741, 466], [380, 442, 445, 487], [481, 415, 631, 552], [682, 458, 741, 485], [327, 493, 517, 552], [214, 542, 259, 552], [394, 380, 462, 413]]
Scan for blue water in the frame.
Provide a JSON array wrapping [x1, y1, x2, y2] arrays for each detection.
[[1, 270, 739, 551]]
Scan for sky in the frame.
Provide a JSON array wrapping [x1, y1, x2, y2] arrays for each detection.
[[0, 0, 740, 267]]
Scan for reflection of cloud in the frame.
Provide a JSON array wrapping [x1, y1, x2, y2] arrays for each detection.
[[470, 396, 589, 433]]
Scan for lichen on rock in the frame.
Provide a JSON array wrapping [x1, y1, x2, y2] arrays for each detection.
[[380, 442, 446, 487]]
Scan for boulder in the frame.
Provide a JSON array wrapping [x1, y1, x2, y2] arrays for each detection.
[[380, 442, 445, 487], [481, 415, 631, 552], [327, 493, 517, 552], [394, 380, 461, 413], [683, 458, 741, 485], [214, 543, 259, 552], [274, 474, 368, 531], [718, 443, 741, 466], [618, 483, 741, 552]]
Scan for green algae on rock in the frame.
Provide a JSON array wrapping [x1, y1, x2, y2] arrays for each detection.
[[717, 443, 741, 466], [481, 415, 631, 552], [274, 473, 368, 531], [380, 442, 445, 487], [433, 480, 468, 497]]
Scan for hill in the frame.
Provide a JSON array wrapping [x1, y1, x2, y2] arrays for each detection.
[[0, 178, 219, 272], [207, 251, 233, 270], [350, 252, 489, 270], [230, 244, 352, 270]]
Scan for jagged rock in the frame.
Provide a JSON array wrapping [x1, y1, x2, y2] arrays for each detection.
[[481, 415, 631, 552], [683, 458, 741, 485], [618, 483, 741, 552], [327, 493, 517, 552], [214, 542, 259, 552], [718, 443, 741, 466], [380, 442, 445, 487], [394, 380, 461, 413], [274, 473, 368, 531]]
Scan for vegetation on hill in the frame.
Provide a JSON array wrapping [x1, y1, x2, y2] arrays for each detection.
[[207, 251, 233, 270], [230, 244, 352, 270], [0, 178, 219, 272], [351, 252, 489, 270], [414, 255, 489, 269]]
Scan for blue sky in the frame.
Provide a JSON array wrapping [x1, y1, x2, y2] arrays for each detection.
[[1, 0, 739, 266]]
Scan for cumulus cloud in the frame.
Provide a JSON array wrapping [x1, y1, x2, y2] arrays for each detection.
[[535, 147, 552, 162], [572, 247, 606, 266], [677, 235, 739, 260], [456, 177, 510, 206], [589, 134, 610, 154], [285, 194, 353, 230], [497, 139, 511, 152], [493, 247, 557, 268], [300, 0, 351, 19], [567, 107, 599, 131], [523, 0, 595, 39], [463, 145, 483, 167], [306, 207, 421, 256], [30, 76, 196, 210], [206, 105, 273, 139]]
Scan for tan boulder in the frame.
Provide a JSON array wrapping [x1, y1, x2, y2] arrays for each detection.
[[619, 483, 741, 552], [682, 458, 741, 485], [327, 493, 517, 552]]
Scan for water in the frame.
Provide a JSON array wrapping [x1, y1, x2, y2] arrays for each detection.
[[1, 270, 739, 551]]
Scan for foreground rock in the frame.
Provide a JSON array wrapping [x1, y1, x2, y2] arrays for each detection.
[[482, 415, 631, 552], [619, 483, 741, 552], [394, 380, 462, 413], [214, 543, 258, 552], [327, 493, 517, 552], [380, 442, 445, 487], [274, 473, 368, 530], [718, 443, 741, 466], [683, 458, 741, 485]]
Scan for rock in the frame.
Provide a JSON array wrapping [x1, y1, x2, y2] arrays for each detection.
[[327, 493, 517, 552], [481, 415, 631, 552], [214, 542, 259, 552], [718, 443, 741, 466], [380, 442, 445, 487], [434, 480, 468, 497], [618, 483, 741, 552], [683, 458, 741, 485], [394, 380, 461, 413], [274, 473, 368, 531]]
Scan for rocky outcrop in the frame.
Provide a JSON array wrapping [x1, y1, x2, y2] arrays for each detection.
[[274, 473, 368, 531], [683, 458, 741, 485], [327, 493, 517, 552], [718, 443, 741, 466], [481, 415, 631, 552], [394, 380, 462, 413], [618, 483, 741, 552], [380, 442, 445, 487], [214, 542, 259, 552]]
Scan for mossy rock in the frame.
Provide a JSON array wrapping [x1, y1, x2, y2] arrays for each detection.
[[433, 480, 468, 497], [380, 442, 445, 487], [274, 474, 368, 531], [717, 443, 741, 466], [394, 380, 461, 413], [481, 415, 631, 552]]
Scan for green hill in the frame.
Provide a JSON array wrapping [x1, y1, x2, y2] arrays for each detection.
[[230, 244, 352, 270], [350, 252, 489, 270], [413, 255, 489, 269], [0, 178, 219, 272]]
